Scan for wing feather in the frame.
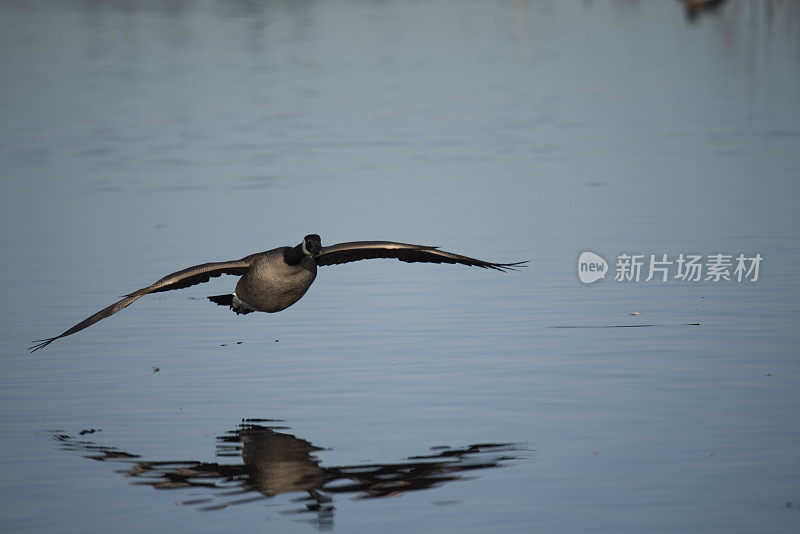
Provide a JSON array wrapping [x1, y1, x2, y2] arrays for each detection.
[[29, 255, 257, 352], [314, 241, 527, 271]]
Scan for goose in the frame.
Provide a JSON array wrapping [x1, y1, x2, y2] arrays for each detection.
[[29, 235, 526, 352]]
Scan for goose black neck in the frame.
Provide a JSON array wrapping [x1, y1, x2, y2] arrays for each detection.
[[283, 244, 305, 266]]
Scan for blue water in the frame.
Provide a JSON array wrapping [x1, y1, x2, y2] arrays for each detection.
[[2, 1, 800, 532]]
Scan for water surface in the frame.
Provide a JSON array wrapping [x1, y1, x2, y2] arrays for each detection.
[[1, 1, 799, 532]]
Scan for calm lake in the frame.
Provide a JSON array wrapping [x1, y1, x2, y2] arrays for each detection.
[[1, 1, 799, 532]]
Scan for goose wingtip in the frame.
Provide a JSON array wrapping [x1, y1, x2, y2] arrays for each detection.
[[490, 260, 529, 272], [28, 337, 57, 353]]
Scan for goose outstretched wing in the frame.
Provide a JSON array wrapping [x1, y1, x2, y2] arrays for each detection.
[[29, 255, 258, 352], [314, 241, 526, 271]]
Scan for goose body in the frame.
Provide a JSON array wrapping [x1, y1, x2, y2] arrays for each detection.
[[30, 235, 526, 352], [228, 247, 318, 314]]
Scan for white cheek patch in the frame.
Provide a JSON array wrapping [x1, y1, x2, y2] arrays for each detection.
[[301, 241, 310, 255]]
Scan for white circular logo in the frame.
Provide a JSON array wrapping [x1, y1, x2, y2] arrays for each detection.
[[578, 251, 608, 284]]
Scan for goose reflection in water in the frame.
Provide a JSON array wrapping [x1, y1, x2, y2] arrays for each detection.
[[53, 420, 522, 528]]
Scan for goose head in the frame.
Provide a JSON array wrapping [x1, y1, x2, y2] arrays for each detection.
[[301, 234, 322, 256]]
